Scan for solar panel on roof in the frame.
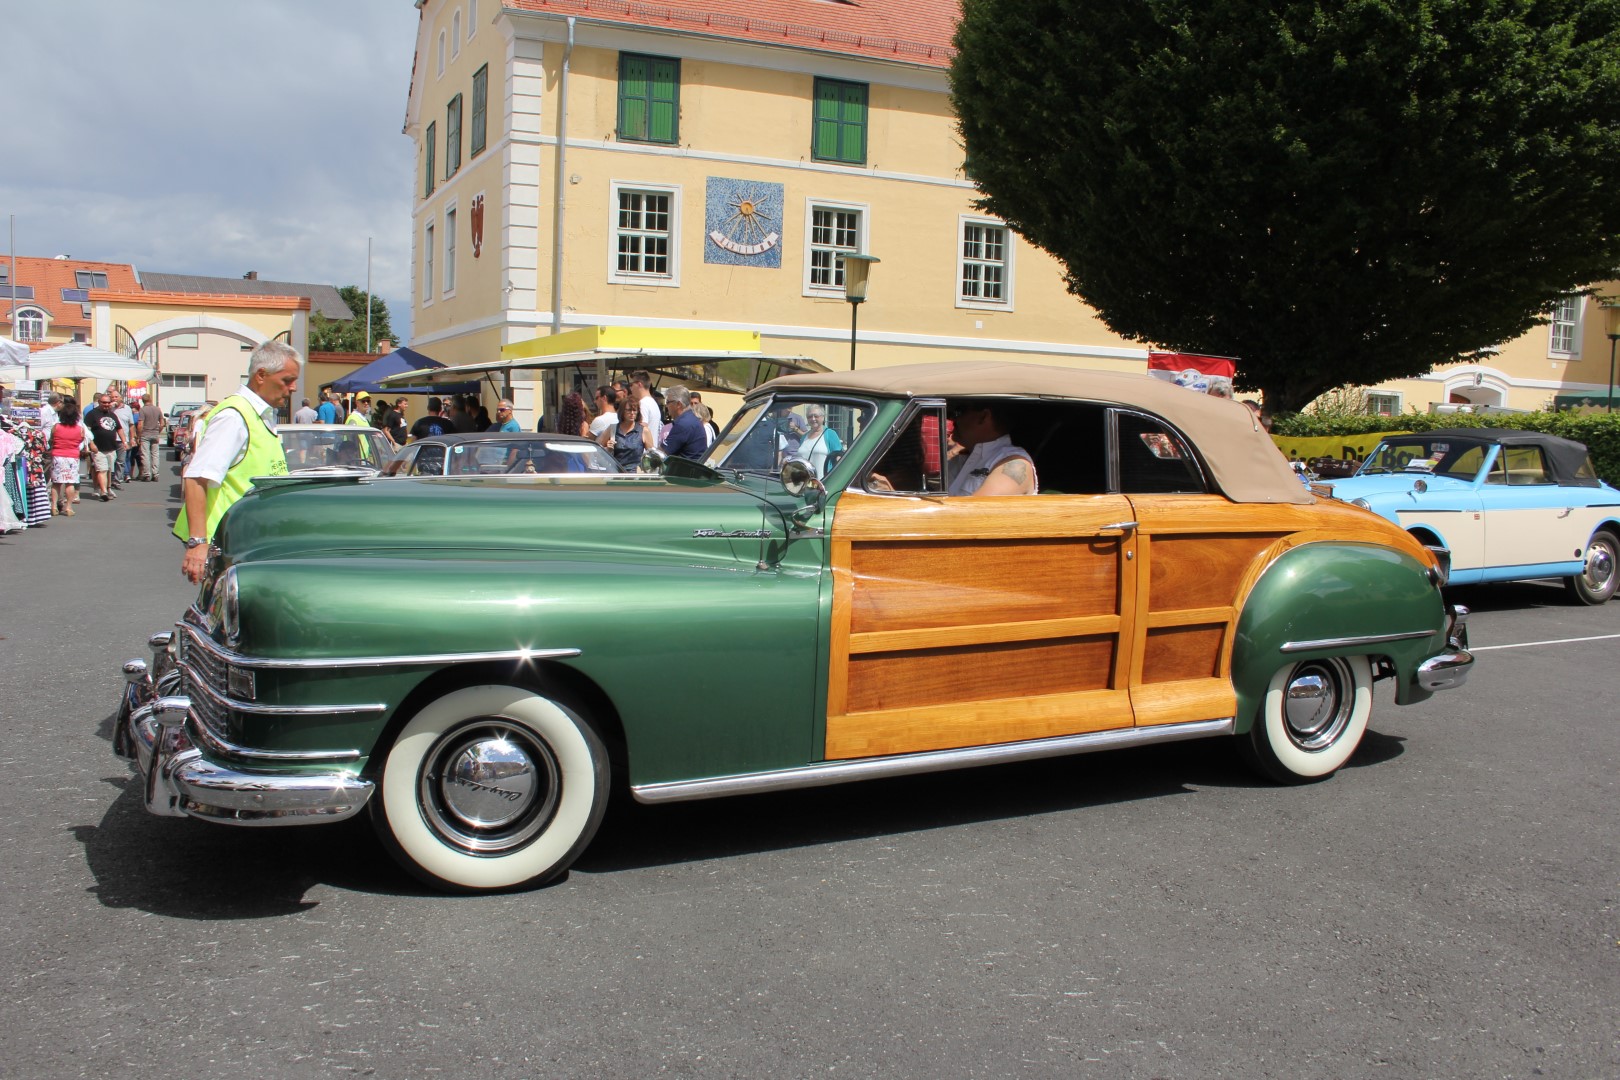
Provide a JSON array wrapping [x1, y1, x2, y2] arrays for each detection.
[[0, 285, 34, 300], [61, 287, 89, 303]]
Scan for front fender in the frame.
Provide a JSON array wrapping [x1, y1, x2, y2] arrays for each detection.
[[1231, 543, 1447, 731]]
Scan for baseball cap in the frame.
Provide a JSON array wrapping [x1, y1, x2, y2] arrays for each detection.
[[355, 391, 371, 401]]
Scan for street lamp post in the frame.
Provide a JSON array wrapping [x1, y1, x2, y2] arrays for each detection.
[[1602, 301, 1620, 415], [839, 254, 880, 370]]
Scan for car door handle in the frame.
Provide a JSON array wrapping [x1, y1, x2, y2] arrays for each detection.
[[1101, 520, 1138, 533]]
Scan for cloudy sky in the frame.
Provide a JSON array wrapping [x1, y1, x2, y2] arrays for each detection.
[[3, 0, 422, 339]]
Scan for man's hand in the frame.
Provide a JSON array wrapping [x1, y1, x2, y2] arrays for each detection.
[[182, 544, 209, 583]]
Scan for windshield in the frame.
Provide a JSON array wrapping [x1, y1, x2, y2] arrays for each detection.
[[444, 438, 620, 475], [1359, 437, 1490, 480], [280, 428, 394, 470], [706, 395, 876, 479]]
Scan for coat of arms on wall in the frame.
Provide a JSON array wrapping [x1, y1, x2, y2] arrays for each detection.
[[470, 193, 485, 259], [704, 177, 783, 267]]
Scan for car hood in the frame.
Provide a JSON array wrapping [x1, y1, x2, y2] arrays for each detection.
[[215, 473, 803, 567], [1316, 472, 1475, 502]]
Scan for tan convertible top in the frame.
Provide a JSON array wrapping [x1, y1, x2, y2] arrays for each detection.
[[762, 361, 1312, 505]]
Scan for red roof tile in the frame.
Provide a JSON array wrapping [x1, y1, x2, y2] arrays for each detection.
[[2, 256, 139, 331], [505, 0, 959, 68]]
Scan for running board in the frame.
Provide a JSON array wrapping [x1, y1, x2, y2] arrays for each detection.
[[631, 717, 1235, 805]]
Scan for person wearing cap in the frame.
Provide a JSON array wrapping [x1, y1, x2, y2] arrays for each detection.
[[346, 392, 373, 427]]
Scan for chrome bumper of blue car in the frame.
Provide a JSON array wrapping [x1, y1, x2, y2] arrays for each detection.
[[1416, 604, 1473, 693], [115, 636, 374, 825]]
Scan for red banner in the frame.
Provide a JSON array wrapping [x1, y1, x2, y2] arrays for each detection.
[[1147, 352, 1237, 397]]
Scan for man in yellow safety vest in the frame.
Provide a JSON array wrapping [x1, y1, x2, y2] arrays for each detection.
[[175, 340, 300, 583]]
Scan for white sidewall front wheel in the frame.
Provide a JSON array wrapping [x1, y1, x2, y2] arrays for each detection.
[[1259, 654, 1373, 780], [378, 684, 607, 892]]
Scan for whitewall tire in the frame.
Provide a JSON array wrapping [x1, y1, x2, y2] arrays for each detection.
[[1243, 655, 1374, 784], [372, 684, 609, 892]]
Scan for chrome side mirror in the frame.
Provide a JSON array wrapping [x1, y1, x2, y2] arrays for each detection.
[[640, 449, 666, 472], [781, 459, 814, 496]]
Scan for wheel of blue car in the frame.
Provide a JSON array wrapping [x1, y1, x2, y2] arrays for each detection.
[[1565, 530, 1618, 606], [373, 684, 609, 892], [1243, 655, 1374, 784]]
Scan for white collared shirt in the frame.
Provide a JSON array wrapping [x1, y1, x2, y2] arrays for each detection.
[[184, 386, 278, 486]]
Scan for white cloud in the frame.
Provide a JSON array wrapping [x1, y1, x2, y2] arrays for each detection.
[[0, 0, 419, 339]]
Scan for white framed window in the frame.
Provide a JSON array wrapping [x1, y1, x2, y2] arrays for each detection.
[[12, 306, 46, 341], [437, 30, 446, 77], [443, 203, 458, 296], [1366, 391, 1402, 417], [167, 333, 199, 348], [451, 10, 461, 57], [423, 221, 436, 304], [467, 0, 477, 39], [957, 217, 1014, 310], [1549, 296, 1581, 358], [160, 374, 207, 390], [802, 200, 867, 298], [609, 181, 681, 286]]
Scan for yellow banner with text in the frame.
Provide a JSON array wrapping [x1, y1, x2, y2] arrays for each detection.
[[1272, 432, 1410, 462]]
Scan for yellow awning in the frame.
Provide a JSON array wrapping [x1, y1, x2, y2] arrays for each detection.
[[379, 326, 828, 395]]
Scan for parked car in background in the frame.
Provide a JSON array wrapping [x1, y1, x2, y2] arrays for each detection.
[[380, 432, 621, 477], [116, 363, 1470, 893], [278, 424, 395, 476], [171, 406, 213, 464], [167, 402, 205, 446], [1314, 429, 1620, 604]]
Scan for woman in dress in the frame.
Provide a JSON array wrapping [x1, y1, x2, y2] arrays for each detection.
[[49, 398, 86, 516], [600, 396, 653, 471]]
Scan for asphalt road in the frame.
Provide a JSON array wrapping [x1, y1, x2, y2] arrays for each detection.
[[2, 459, 1616, 1079]]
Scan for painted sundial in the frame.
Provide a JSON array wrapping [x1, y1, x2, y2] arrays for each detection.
[[705, 177, 784, 267]]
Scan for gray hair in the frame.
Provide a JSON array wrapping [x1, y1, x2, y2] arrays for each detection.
[[247, 340, 302, 377], [47, 393, 62, 405], [664, 384, 691, 408]]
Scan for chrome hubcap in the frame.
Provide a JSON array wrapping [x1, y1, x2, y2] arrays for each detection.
[[1583, 542, 1615, 594], [420, 719, 560, 855], [1282, 658, 1353, 752]]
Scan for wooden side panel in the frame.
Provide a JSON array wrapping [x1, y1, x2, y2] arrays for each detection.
[[1132, 678, 1237, 727], [1149, 535, 1281, 610], [827, 492, 1137, 760], [1142, 625, 1224, 683]]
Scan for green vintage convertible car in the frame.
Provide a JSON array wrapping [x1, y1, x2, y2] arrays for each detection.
[[115, 363, 1472, 892]]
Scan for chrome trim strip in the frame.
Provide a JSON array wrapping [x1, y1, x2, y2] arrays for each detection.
[[178, 619, 580, 670], [186, 713, 363, 764], [1280, 629, 1435, 653], [178, 659, 387, 718], [631, 717, 1235, 804]]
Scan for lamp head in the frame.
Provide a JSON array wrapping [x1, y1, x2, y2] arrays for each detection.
[[839, 253, 881, 304]]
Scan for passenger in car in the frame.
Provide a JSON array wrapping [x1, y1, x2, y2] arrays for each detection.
[[945, 401, 1037, 496]]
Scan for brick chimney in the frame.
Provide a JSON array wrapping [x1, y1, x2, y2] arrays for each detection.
[[375, 338, 393, 353], [243, 271, 258, 280]]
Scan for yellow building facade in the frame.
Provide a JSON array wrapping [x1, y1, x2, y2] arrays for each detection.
[[405, 0, 1146, 423]]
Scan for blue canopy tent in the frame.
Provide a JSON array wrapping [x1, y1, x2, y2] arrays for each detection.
[[327, 347, 482, 396]]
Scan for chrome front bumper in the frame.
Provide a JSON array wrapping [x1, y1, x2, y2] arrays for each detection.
[[1416, 604, 1473, 693], [115, 633, 374, 825]]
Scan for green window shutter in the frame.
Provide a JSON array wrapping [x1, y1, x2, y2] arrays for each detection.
[[648, 58, 679, 143], [446, 94, 462, 176], [470, 65, 488, 157], [618, 55, 649, 141], [425, 121, 436, 196], [812, 78, 867, 164]]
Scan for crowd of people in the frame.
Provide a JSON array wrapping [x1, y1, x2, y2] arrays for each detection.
[[0, 385, 165, 530]]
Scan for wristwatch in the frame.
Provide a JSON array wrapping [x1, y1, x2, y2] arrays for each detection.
[[184, 536, 209, 549]]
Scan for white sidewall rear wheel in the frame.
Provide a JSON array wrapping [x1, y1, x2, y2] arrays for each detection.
[[377, 684, 606, 892], [1258, 655, 1373, 780]]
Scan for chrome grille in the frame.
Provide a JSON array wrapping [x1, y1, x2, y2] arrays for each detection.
[[179, 628, 230, 739]]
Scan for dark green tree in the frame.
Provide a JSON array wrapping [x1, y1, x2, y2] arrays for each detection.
[[308, 286, 394, 353], [951, 0, 1620, 413]]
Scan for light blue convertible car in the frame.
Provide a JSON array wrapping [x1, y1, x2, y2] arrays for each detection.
[[1314, 429, 1620, 604]]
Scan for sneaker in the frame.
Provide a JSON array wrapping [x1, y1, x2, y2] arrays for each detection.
[[62, 508, 75, 516], [108, 490, 118, 499]]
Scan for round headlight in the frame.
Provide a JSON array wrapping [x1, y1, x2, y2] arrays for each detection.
[[1351, 498, 1371, 510], [220, 567, 241, 646]]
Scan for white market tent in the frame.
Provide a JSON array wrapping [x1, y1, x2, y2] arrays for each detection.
[[25, 341, 154, 383], [0, 338, 28, 381]]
